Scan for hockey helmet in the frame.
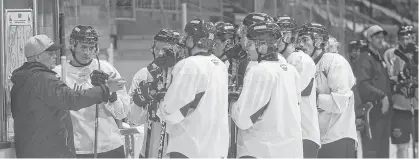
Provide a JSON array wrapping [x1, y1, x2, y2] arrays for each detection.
[[70, 25, 99, 46], [297, 22, 329, 48], [275, 15, 297, 43], [154, 29, 181, 45], [215, 22, 236, 42], [184, 19, 216, 49], [246, 22, 280, 41], [243, 13, 274, 27], [398, 25, 415, 36], [275, 15, 297, 32]]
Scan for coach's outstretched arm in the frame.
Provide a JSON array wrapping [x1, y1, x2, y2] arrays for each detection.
[[38, 72, 121, 111], [231, 67, 274, 130], [317, 56, 356, 113], [157, 61, 207, 124]]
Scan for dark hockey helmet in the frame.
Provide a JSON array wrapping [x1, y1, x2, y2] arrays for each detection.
[[215, 22, 236, 41], [246, 22, 280, 41], [275, 15, 297, 32], [297, 22, 329, 47], [154, 29, 181, 45], [348, 40, 367, 51], [243, 13, 274, 27], [184, 19, 216, 49], [275, 15, 297, 43], [398, 25, 415, 36], [69, 25, 99, 46]]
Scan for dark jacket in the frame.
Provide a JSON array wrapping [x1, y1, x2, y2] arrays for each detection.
[[356, 48, 392, 105], [10, 62, 108, 158]]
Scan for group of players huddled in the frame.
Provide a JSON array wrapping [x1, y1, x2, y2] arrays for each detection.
[[124, 12, 358, 158]]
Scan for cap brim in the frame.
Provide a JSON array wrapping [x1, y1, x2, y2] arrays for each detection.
[[45, 43, 64, 51]]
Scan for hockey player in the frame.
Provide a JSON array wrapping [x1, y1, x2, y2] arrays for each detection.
[[156, 19, 229, 158], [238, 13, 275, 70], [296, 22, 357, 158], [230, 21, 303, 158], [383, 25, 418, 158], [275, 16, 321, 158], [126, 28, 183, 158], [213, 21, 236, 63], [53, 25, 130, 158]]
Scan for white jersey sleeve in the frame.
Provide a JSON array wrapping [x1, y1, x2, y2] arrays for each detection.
[[287, 51, 316, 96], [125, 67, 150, 125], [157, 59, 207, 125], [317, 54, 356, 113], [231, 66, 275, 130], [99, 61, 131, 120]]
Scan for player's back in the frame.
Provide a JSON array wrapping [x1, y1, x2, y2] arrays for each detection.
[[166, 54, 229, 157], [242, 60, 302, 157]]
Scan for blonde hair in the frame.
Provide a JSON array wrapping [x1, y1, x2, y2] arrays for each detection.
[[325, 36, 340, 53]]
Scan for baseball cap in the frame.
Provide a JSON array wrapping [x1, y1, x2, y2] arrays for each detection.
[[24, 34, 63, 58], [364, 25, 388, 40]]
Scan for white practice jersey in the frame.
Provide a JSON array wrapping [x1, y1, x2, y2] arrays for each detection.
[[315, 53, 357, 145], [231, 59, 303, 158], [286, 50, 321, 146], [53, 59, 130, 154], [156, 54, 229, 158], [125, 67, 165, 158]]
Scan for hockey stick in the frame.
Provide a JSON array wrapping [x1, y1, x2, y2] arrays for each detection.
[[144, 102, 153, 158], [411, 98, 417, 158], [228, 58, 239, 158], [93, 55, 101, 158], [60, 56, 67, 82]]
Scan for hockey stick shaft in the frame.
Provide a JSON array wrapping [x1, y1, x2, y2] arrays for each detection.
[[93, 55, 101, 158], [60, 56, 67, 82], [228, 58, 239, 158]]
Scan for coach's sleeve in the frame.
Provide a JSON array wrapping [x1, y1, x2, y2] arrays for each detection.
[[157, 60, 207, 125], [231, 67, 274, 130]]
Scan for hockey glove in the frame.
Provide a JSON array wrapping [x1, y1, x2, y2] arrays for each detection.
[[90, 70, 109, 86], [225, 45, 248, 61], [155, 88, 167, 102], [132, 81, 154, 108], [109, 92, 118, 103]]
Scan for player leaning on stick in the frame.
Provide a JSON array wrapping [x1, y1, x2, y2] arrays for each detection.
[[53, 25, 130, 158], [126, 28, 184, 158], [156, 19, 230, 158], [275, 15, 321, 158], [296, 22, 357, 158], [230, 21, 303, 158]]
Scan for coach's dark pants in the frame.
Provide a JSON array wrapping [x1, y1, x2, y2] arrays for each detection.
[[362, 103, 392, 158], [318, 138, 356, 158]]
